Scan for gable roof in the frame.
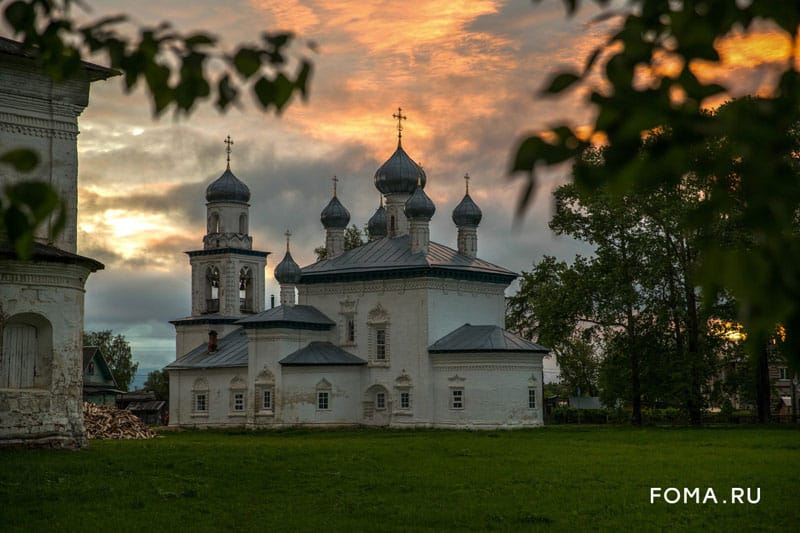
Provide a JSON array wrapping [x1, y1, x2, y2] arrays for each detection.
[[428, 325, 549, 354], [166, 328, 248, 370], [279, 341, 366, 366], [299, 235, 516, 285], [1, 241, 104, 271], [82, 346, 119, 388], [236, 305, 335, 330]]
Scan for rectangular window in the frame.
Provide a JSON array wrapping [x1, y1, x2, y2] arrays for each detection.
[[779, 367, 789, 380], [400, 391, 410, 410], [233, 392, 245, 411], [262, 389, 272, 410], [376, 392, 386, 410], [376, 328, 386, 360], [528, 388, 536, 409], [195, 393, 208, 412], [450, 388, 464, 410], [346, 318, 355, 343], [318, 391, 329, 410]]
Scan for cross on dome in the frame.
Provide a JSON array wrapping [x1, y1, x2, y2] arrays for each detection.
[[392, 107, 407, 146], [224, 135, 234, 170], [464, 172, 470, 194], [285, 229, 292, 251], [332, 175, 339, 197]]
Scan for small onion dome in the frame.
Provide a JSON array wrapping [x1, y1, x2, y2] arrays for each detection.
[[206, 168, 251, 203], [320, 195, 351, 229], [374, 145, 427, 194], [452, 193, 482, 226], [404, 183, 436, 221], [367, 204, 387, 238], [274, 250, 302, 284]]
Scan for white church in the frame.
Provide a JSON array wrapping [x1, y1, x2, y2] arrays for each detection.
[[166, 122, 548, 429]]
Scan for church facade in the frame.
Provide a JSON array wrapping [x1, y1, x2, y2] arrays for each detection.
[[167, 126, 548, 429]]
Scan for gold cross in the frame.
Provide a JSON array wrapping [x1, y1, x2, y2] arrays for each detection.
[[332, 175, 339, 197], [224, 135, 234, 169], [464, 173, 470, 194], [392, 107, 407, 145]]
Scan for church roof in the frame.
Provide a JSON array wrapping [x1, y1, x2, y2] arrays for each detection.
[[236, 305, 335, 330], [0, 241, 104, 271], [0, 36, 117, 81], [300, 235, 517, 284], [279, 341, 366, 366], [428, 325, 549, 353], [166, 328, 248, 369]]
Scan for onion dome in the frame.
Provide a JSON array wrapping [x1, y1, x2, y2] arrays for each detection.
[[205, 168, 251, 203], [452, 193, 482, 226], [374, 144, 427, 194], [320, 195, 350, 229], [404, 181, 436, 221], [274, 231, 302, 284], [367, 202, 387, 238]]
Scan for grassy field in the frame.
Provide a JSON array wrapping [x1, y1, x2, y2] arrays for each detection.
[[1, 426, 798, 531]]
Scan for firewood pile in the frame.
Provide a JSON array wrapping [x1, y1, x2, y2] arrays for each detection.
[[83, 402, 156, 440]]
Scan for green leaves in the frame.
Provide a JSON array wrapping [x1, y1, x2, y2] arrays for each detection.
[[1, 181, 65, 259], [0, 148, 39, 172], [2, 1, 315, 118], [543, 72, 580, 94]]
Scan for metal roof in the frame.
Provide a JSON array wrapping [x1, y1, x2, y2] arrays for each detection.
[[428, 324, 550, 354], [300, 235, 517, 284], [0, 241, 104, 271], [279, 342, 366, 366], [169, 314, 242, 326], [236, 304, 335, 330], [0, 36, 117, 80], [375, 143, 427, 194], [166, 328, 248, 369]]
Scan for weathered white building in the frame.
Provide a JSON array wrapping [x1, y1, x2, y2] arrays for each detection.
[[0, 38, 113, 447], [167, 128, 548, 429]]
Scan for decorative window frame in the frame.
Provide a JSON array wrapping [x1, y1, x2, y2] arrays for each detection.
[[229, 376, 247, 416], [316, 378, 332, 411], [448, 374, 466, 410], [375, 391, 386, 410], [778, 367, 789, 380], [255, 369, 275, 416], [394, 371, 413, 415], [339, 299, 358, 347], [192, 378, 210, 417], [528, 373, 538, 410], [367, 303, 390, 366]]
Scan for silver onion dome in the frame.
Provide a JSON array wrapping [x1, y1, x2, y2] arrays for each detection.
[[367, 204, 387, 238], [404, 183, 435, 221], [205, 168, 251, 203]]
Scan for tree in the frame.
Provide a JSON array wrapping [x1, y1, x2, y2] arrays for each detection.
[[512, 0, 800, 375], [1, 0, 314, 258], [83, 330, 138, 391], [314, 224, 366, 261], [142, 368, 169, 401]]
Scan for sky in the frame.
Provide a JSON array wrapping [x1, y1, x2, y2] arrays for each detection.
[[4, 1, 793, 381]]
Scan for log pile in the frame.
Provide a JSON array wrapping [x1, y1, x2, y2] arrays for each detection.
[[83, 402, 156, 440]]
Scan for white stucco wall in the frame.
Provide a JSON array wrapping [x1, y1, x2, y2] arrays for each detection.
[[431, 353, 544, 428], [169, 367, 250, 427], [0, 261, 92, 446], [279, 366, 363, 425]]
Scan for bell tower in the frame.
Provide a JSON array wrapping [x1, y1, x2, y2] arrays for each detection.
[[171, 136, 269, 358]]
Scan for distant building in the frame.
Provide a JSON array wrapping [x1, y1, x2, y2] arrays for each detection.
[[0, 38, 114, 447], [167, 125, 549, 429], [82, 346, 123, 405]]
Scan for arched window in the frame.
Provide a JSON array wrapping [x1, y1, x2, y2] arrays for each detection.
[[205, 266, 220, 313], [208, 212, 221, 234], [239, 213, 247, 234], [1, 313, 53, 389], [239, 266, 253, 313]]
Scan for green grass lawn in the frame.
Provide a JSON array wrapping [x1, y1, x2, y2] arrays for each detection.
[[1, 426, 798, 532]]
